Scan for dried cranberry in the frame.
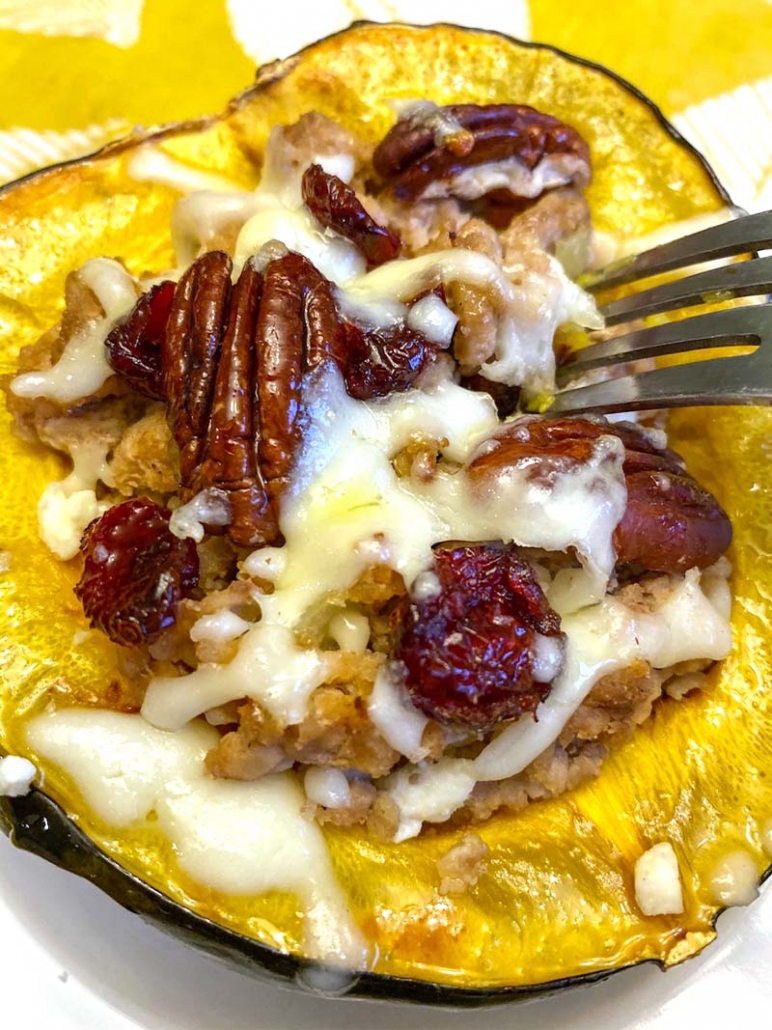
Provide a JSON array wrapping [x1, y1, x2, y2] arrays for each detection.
[[105, 281, 175, 399], [341, 321, 440, 400], [75, 498, 199, 647], [302, 163, 401, 267], [394, 545, 562, 729]]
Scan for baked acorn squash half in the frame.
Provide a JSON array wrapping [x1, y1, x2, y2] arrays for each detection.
[[0, 21, 771, 1006]]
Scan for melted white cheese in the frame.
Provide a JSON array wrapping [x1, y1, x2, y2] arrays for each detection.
[[708, 850, 760, 907], [128, 145, 244, 195], [11, 258, 137, 404], [241, 546, 287, 583], [367, 665, 430, 764], [304, 767, 351, 809], [142, 623, 330, 731], [384, 758, 477, 843], [37, 482, 108, 560], [406, 293, 458, 347], [169, 487, 232, 542], [423, 153, 589, 202], [37, 431, 117, 559], [634, 842, 684, 916], [171, 190, 263, 268], [25, 708, 367, 967], [532, 633, 564, 683], [189, 610, 251, 645], [234, 206, 366, 282], [389, 100, 466, 147], [328, 610, 370, 654]]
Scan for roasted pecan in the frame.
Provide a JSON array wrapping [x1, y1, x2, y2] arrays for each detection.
[[467, 417, 732, 573], [302, 163, 401, 267], [162, 252, 278, 547], [373, 103, 591, 203], [254, 251, 342, 499], [190, 261, 278, 548], [616, 471, 733, 573], [163, 251, 232, 485]]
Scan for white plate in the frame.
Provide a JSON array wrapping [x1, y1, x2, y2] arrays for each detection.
[[1, 830, 770, 1029]]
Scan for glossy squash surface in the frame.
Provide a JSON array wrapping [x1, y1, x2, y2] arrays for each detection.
[[0, 22, 770, 1000]]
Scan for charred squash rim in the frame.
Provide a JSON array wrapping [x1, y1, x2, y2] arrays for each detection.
[[0, 22, 731, 208], [0, 22, 767, 1007], [0, 789, 637, 1004]]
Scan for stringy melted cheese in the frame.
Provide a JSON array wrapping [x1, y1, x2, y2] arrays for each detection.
[[11, 258, 137, 404], [25, 708, 368, 968]]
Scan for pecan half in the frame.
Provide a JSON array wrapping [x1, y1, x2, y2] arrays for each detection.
[[302, 163, 401, 267], [254, 251, 346, 499], [163, 252, 278, 547], [372, 103, 591, 203], [163, 250, 232, 486], [191, 261, 278, 548], [467, 417, 732, 574]]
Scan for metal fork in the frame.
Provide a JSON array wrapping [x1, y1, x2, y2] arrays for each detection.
[[548, 209, 772, 415]]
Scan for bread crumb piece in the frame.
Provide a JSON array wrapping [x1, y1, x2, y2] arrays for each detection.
[[437, 832, 490, 895]]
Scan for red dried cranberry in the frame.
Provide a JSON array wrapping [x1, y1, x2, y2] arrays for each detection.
[[394, 545, 562, 729], [75, 498, 199, 647], [105, 281, 175, 399], [341, 321, 440, 400], [302, 163, 401, 267]]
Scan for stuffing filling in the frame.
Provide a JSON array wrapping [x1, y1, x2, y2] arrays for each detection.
[[6, 101, 733, 846]]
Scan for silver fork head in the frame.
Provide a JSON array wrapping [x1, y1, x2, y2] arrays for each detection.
[[582, 208, 772, 291], [547, 210, 772, 417], [548, 303, 772, 416]]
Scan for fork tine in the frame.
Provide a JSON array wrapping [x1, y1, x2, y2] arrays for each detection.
[[583, 209, 772, 291], [599, 254, 772, 326], [547, 350, 772, 416], [556, 305, 767, 384]]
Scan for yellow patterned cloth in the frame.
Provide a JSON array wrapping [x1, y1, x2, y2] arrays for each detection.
[[0, 0, 770, 209]]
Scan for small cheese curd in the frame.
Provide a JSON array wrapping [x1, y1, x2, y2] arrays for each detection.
[[634, 842, 684, 916], [38, 482, 109, 561], [708, 850, 760, 907], [0, 755, 37, 797]]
